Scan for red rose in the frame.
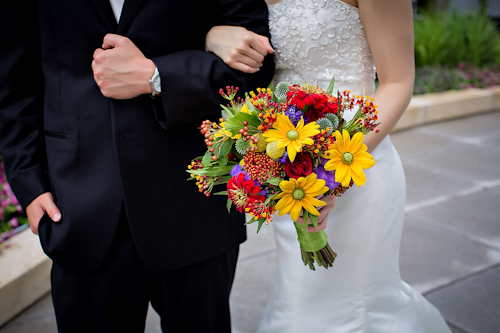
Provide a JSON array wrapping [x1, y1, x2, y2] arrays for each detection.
[[304, 107, 324, 122], [284, 153, 313, 179]]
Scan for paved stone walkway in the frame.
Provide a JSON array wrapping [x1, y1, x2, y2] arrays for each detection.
[[1, 111, 499, 333]]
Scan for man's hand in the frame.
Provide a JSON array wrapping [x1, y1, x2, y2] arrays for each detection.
[[25, 192, 61, 235], [92, 34, 156, 99], [295, 195, 336, 233]]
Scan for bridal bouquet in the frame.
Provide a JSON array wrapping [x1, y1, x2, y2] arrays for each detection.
[[187, 79, 379, 270]]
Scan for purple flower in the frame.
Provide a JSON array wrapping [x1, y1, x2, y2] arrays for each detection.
[[280, 151, 289, 164], [230, 164, 250, 181], [313, 159, 340, 191], [284, 106, 309, 126], [230, 164, 262, 188], [260, 187, 270, 196]]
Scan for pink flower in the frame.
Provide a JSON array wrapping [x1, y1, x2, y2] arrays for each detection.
[[10, 217, 19, 228]]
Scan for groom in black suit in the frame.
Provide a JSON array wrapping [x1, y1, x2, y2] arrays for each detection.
[[0, 0, 274, 331]]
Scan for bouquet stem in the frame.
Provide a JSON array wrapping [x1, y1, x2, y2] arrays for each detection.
[[294, 222, 337, 270], [300, 242, 337, 270]]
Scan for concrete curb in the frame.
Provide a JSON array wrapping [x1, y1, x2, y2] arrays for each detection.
[[0, 230, 51, 326], [393, 86, 500, 132]]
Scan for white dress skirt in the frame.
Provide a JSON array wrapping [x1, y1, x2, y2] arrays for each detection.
[[257, 0, 452, 332]]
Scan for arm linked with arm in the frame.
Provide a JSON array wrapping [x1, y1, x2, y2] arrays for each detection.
[[150, 0, 275, 130]]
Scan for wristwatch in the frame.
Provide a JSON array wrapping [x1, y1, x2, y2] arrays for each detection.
[[149, 67, 161, 96]]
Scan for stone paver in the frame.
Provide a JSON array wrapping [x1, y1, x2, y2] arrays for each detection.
[[426, 264, 500, 333], [0, 296, 56, 333], [399, 216, 500, 294], [1, 111, 499, 333], [408, 187, 500, 251]]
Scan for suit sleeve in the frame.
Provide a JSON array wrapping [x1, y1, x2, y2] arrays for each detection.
[[150, 0, 275, 130], [0, 2, 51, 209]]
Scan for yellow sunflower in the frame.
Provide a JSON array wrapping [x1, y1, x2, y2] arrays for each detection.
[[274, 173, 329, 222], [262, 114, 319, 162], [324, 129, 375, 187]]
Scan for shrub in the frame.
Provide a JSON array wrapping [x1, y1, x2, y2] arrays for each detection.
[[0, 157, 28, 244], [414, 10, 500, 68], [457, 63, 500, 89], [413, 65, 463, 95], [413, 63, 500, 95]]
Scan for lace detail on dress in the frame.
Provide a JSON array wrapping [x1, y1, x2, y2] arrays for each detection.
[[268, 0, 376, 89]]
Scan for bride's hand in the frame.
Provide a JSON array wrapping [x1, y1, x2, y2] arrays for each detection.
[[205, 26, 273, 73], [295, 195, 336, 233]]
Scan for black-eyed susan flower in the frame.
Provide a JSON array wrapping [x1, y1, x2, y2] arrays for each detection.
[[274, 173, 329, 222], [324, 130, 375, 187], [262, 114, 320, 163]]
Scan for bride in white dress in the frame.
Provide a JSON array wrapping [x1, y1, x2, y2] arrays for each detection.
[[206, 0, 452, 332]]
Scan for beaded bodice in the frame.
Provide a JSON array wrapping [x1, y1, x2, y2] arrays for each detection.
[[268, 0, 376, 94]]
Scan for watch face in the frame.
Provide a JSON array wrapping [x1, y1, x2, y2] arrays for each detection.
[[154, 78, 161, 93]]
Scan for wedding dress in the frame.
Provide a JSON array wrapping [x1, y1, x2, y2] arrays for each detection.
[[257, 1, 452, 332]]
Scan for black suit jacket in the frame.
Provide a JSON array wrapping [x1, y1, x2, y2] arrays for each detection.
[[0, 0, 274, 271]]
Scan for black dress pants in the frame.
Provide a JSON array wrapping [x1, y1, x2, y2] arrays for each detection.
[[51, 212, 239, 333]]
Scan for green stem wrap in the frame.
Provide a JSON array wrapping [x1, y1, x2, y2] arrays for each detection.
[[294, 222, 328, 252]]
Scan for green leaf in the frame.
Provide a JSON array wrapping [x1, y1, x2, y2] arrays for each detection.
[[245, 216, 257, 225], [225, 112, 260, 136], [257, 219, 266, 233], [272, 92, 279, 103], [326, 77, 335, 95], [219, 154, 228, 167], [188, 164, 236, 177], [202, 150, 212, 167], [245, 96, 259, 114], [220, 139, 234, 157], [221, 109, 233, 121], [217, 139, 234, 167], [213, 175, 232, 185], [310, 214, 318, 229], [213, 190, 228, 196], [268, 82, 275, 91], [220, 105, 235, 119], [226, 197, 233, 213], [266, 177, 283, 186], [264, 192, 277, 206]]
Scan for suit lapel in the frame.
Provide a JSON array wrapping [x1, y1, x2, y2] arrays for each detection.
[[116, 0, 145, 35], [90, 0, 118, 32]]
